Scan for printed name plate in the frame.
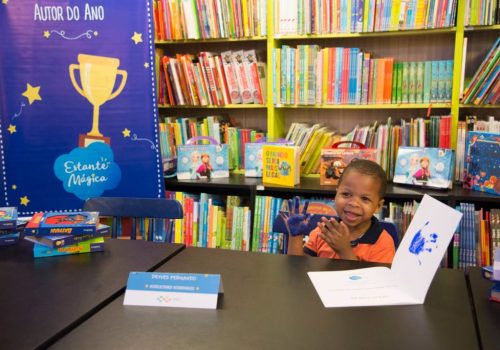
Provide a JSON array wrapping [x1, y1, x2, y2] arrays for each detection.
[[124, 272, 222, 309]]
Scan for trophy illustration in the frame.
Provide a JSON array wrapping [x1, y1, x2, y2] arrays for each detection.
[[69, 54, 128, 146]]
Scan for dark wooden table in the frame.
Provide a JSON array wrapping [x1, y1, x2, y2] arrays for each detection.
[[0, 239, 184, 349], [53, 247, 479, 350], [467, 267, 500, 350]]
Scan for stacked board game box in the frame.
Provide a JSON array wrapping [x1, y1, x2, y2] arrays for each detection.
[[0, 207, 23, 246], [23, 211, 109, 258]]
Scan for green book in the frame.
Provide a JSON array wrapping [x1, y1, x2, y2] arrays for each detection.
[[391, 62, 398, 103], [396, 63, 403, 104], [416, 61, 424, 103], [401, 62, 409, 103], [423, 61, 432, 103], [408, 61, 417, 104]]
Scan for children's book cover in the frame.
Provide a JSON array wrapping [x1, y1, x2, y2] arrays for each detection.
[[177, 144, 229, 180], [33, 236, 105, 258], [262, 145, 300, 187], [0, 207, 18, 230], [25, 211, 99, 236], [463, 131, 500, 196], [25, 224, 110, 248], [245, 141, 294, 177], [393, 147, 455, 189], [320, 148, 377, 185]]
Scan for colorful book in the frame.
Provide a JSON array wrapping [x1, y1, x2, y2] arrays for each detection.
[[0, 207, 18, 230], [262, 144, 300, 187], [24, 211, 99, 236], [33, 236, 105, 258], [24, 224, 110, 248], [393, 147, 455, 189]]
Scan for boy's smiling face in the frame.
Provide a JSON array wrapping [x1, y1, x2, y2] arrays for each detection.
[[335, 170, 384, 234]]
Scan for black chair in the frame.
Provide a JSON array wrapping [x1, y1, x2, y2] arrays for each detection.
[[83, 197, 183, 241]]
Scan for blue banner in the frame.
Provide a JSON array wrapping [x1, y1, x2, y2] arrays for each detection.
[[0, 0, 164, 215]]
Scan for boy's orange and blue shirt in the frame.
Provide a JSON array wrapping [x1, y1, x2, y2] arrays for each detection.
[[303, 217, 395, 264]]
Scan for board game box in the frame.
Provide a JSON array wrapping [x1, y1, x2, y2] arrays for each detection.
[[24, 211, 99, 236], [393, 147, 455, 189], [463, 131, 500, 196]]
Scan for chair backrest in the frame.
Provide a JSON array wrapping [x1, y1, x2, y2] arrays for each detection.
[[83, 197, 183, 241], [380, 221, 400, 249]]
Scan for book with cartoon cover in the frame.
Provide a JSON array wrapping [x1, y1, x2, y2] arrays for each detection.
[[262, 144, 300, 187], [24, 224, 110, 248], [24, 211, 99, 236], [0, 207, 18, 230], [463, 131, 500, 196], [176, 144, 229, 180], [393, 147, 455, 189], [33, 236, 105, 258]]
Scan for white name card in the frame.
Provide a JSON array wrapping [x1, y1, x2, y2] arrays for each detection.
[[124, 272, 222, 309]]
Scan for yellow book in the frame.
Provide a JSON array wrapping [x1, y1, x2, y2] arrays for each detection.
[[414, 0, 426, 29], [174, 191, 184, 243], [242, 0, 249, 37], [391, 0, 402, 31], [300, 126, 327, 172], [312, 133, 341, 174], [262, 144, 300, 187], [304, 130, 333, 174], [322, 48, 329, 104]]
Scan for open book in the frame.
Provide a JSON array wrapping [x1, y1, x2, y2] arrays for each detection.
[[308, 194, 462, 307]]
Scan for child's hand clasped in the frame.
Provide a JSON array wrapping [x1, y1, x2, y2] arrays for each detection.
[[317, 217, 356, 259]]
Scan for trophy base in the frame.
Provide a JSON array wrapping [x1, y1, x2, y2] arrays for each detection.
[[79, 134, 111, 147]]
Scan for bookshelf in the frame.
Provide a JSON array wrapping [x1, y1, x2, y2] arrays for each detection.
[[155, 0, 499, 258]]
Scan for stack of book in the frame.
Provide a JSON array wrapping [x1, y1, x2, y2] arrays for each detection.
[[24, 211, 109, 258], [0, 207, 22, 246]]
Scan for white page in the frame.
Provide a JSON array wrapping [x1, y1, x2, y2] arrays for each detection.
[[308, 195, 463, 307], [391, 194, 463, 302]]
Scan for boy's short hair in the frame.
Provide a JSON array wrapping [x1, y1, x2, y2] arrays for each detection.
[[338, 159, 387, 197]]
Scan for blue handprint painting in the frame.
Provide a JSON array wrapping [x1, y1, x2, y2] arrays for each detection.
[[408, 221, 439, 265]]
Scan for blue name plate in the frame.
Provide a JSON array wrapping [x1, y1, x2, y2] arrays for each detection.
[[123, 272, 222, 309]]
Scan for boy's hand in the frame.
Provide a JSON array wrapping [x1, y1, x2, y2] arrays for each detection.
[[281, 197, 310, 236], [318, 217, 357, 260]]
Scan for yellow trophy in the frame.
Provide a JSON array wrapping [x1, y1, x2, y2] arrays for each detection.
[[69, 54, 128, 146]]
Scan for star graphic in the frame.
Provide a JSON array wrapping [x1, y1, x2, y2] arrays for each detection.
[[144, 62, 149, 68], [11, 184, 17, 190], [20, 196, 30, 206], [7, 124, 16, 134], [43, 31, 50, 38], [22, 83, 42, 105], [94, 31, 99, 36], [122, 128, 131, 137], [131, 32, 143, 44]]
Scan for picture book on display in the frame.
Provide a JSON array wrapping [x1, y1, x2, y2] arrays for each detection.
[[176, 144, 229, 180], [463, 131, 500, 196], [0, 207, 18, 230], [33, 236, 105, 258], [262, 144, 300, 187], [24, 224, 110, 248], [393, 147, 455, 189], [320, 143, 378, 186], [245, 140, 293, 177], [24, 211, 99, 236]]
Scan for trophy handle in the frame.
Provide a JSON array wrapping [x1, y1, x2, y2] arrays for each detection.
[[108, 69, 128, 101], [69, 64, 86, 97]]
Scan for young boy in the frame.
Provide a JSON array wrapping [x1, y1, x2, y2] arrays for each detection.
[[288, 159, 395, 264]]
